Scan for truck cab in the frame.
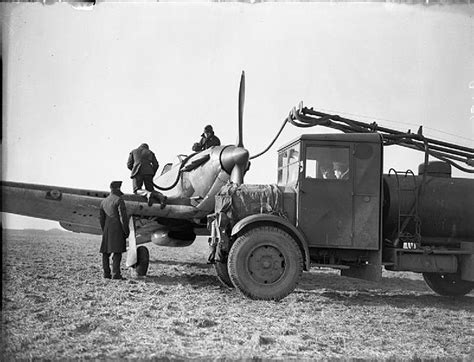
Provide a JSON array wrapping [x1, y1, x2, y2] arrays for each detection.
[[274, 134, 384, 281], [277, 133, 383, 252]]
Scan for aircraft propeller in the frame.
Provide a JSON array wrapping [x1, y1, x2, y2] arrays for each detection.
[[220, 71, 250, 185], [237, 71, 245, 148]]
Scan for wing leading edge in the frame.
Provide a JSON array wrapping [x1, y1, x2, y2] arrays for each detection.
[[1, 181, 201, 235], [1, 181, 107, 234]]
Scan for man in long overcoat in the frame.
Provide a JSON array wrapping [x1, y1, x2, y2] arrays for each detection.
[[99, 181, 130, 280], [127, 143, 167, 207]]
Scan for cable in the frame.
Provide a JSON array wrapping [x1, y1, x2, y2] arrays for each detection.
[[296, 105, 474, 173], [250, 117, 289, 160], [315, 106, 474, 144], [152, 153, 196, 191], [250, 103, 474, 174]]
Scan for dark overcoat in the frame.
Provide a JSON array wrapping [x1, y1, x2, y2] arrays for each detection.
[[192, 133, 221, 152], [127, 145, 159, 178], [99, 190, 129, 253]]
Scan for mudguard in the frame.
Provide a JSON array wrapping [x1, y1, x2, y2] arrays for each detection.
[[231, 214, 311, 271]]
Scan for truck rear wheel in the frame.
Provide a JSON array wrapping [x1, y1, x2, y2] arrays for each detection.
[[214, 261, 234, 289], [228, 226, 303, 300], [423, 272, 474, 296]]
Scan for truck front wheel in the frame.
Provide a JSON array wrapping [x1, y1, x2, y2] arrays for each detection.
[[228, 226, 303, 300], [423, 272, 473, 296]]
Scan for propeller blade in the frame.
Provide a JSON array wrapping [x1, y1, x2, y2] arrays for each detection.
[[237, 71, 245, 147]]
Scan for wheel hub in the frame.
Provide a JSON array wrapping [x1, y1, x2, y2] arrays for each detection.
[[248, 245, 285, 284]]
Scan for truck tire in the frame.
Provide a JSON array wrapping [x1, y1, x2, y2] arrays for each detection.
[[214, 261, 234, 289], [135, 246, 150, 276], [228, 226, 303, 300], [423, 272, 474, 297]]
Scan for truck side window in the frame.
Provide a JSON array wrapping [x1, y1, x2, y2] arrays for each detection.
[[305, 146, 350, 180], [278, 145, 300, 185]]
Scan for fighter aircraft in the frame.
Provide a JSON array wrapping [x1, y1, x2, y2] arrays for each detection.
[[1, 72, 250, 275]]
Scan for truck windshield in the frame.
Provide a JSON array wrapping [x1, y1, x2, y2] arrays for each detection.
[[278, 144, 300, 185]]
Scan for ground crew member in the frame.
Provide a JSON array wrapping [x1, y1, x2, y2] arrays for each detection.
[[127, 143, 167, 207], [192, 125, 221, 152], [99, 181, 129, 280]]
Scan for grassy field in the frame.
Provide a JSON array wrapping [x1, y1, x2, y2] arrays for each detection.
[[2, 229, 473, 360]]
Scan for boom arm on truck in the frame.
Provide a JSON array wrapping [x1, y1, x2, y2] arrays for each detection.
[[286, 102, 474, 173]]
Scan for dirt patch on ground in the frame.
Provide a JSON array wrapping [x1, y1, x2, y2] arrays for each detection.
[[2, 229, 473, 359]]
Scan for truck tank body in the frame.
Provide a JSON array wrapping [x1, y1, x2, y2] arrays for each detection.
[[382, 172, 474, 245]]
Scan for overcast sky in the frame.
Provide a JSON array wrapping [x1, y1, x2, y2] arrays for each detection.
[[2, 3, 473, 229]]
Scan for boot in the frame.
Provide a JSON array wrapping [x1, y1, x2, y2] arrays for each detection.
[[160, 196, 167, 209], [112, 275, 126, 280], [147, 194, 153, 206]]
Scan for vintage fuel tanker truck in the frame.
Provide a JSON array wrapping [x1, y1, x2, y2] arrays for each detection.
[[208, 104, 474, 301]]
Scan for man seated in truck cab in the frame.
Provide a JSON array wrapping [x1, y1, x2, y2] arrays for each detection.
[[319, 163, 336, 179], [333, 161, 349, 180]]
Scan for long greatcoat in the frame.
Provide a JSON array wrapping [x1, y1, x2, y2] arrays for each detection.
[[99, 190, 129, 253], [127, 145, 159, 178]]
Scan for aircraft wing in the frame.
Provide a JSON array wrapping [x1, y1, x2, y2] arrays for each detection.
[[1, 181, 200, 235]]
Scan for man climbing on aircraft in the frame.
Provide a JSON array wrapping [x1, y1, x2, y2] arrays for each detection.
[[192, 124, 221, 152], [99, 181, 129, 280], [127, 143, 167, 208]]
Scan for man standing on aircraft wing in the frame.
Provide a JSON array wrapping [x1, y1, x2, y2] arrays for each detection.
[[100, 181, 129, 280], [192, 125, 221, 152], [127, 143, 167, 208]]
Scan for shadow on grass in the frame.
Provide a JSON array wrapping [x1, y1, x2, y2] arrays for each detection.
[[140, 261, 474, 309], [299, 271, 428, 292], [148, 259, 212, 269], [295, 272, 474, 311], [307, 289, 473, 311], [142, 272, 220, 288]]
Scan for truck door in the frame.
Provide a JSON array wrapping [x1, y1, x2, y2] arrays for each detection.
[[299, 144, 353, 247], [299, 140, 382, 250]]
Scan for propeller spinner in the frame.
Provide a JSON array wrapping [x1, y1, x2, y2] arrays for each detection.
[[220, 71, 250, 185]]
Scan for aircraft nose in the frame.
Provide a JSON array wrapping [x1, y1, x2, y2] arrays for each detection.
[[220, 146, 250, 184]]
